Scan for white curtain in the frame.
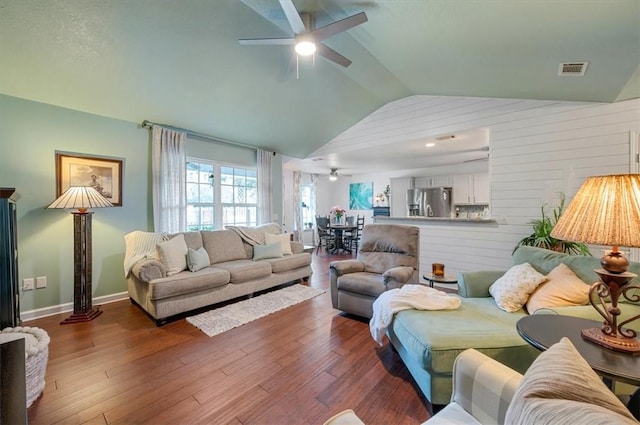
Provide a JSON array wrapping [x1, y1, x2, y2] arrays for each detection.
[[310, 173, 317, 246], [293, 171, 303, 242], [152, 126, 186, 233], [257, 149, 273, 225]]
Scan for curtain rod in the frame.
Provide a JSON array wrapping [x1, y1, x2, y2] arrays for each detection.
[[141, 120, 272, 153]]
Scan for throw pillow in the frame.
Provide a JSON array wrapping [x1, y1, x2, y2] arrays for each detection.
[[489, 262, 547, 312], [264, 233, 293, 255], [526, 263, 590, 313], [505, 337, 637, 424], [253, 242, 283, 261], [187, 247, 210, 272], [156, 234, 188, 276]]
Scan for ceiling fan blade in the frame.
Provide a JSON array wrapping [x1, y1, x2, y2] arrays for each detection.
[[317, 43, 352, 68], [309, 12, 368, 41], [239, 38, 295, 45], [279, 0, 306, 34]]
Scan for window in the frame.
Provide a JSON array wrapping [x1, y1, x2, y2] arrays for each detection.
[[301, 184, 314, 230], [186, 161, 214, 231], [186, 159, 257, 230], [220, 166, 257, 227]]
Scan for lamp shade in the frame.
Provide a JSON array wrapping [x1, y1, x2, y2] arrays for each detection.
[[46, 186, 113, 210], [550, 174, 640, 248]]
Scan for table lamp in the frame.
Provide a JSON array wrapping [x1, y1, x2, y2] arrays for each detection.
[[47, 186, 113, 324], [551, 174, 640, 354]]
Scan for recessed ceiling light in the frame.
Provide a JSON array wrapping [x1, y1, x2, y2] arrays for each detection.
[[425, 143, 436, 148]]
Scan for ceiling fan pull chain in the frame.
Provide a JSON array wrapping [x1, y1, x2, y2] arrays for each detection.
[[296, 54, 300, 79]]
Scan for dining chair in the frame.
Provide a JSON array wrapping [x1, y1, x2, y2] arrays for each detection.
[[345, 215, 365, 254], [315, 216, 334, 254]]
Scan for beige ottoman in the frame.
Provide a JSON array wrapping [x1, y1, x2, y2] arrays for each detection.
[[0, 326, 50, 407]]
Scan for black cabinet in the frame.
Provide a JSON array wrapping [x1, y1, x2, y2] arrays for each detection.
[[0, 188, 20, 328]]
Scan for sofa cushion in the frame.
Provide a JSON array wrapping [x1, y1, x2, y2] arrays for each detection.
[[156, 234, 188, 276], [337, 272, 387, 298], [513, 246, 640, 302], [202, 230, 248, 263], [489, 263, 547, 313], [214, 259, 272, 283], [253, 242, 282, 261], [505, 337, 637, 424], [187, 247, 210, 272], [263, 252, 312, 273], [357, 224, 418, 274], [390, 298, 538, 375], [181, 231, 204, 250], [264, 233, 292, 255], [526, 263, 590, 313], [148, 267, 230, 300]]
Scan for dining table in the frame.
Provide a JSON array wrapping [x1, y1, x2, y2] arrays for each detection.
[[327, 223, 357, 254]]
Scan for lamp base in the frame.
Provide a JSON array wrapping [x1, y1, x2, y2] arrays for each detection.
[[581, 327, 640, 355], [60, 308, 102, 325]]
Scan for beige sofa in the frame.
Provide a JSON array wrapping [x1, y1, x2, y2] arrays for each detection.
[[125, 225, 312, 325]]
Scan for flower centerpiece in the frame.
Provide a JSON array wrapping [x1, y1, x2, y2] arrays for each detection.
[[331, 206, 346, 224]]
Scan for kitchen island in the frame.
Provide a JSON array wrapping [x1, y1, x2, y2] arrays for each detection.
[[372, 216, 497, 225]]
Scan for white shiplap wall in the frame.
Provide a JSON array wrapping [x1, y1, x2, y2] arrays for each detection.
[[319, 96, 640, 278]]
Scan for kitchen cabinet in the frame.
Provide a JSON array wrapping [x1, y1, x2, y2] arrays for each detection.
[[390, 177, 414, 216], [415, 175, 453, 188], [453, 174, 489, 205]]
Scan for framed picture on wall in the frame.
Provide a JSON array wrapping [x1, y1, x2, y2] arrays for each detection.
[[55, 152, 124, 206], [349, 182, 373, 210]]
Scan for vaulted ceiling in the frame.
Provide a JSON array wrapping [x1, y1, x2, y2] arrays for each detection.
[[1, 1, 638, 171]]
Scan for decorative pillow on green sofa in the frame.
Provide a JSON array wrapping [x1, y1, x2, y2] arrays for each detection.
[[489, 262, 547, 312], [187, 247, 210, 272], [526, 263, 590, 313], [253, 242, 283, 261], [505, 337, 637, 424], [156, 234, 188, 276]]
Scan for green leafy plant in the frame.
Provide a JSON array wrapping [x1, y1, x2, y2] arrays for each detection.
[[513, 193, 591, 256]]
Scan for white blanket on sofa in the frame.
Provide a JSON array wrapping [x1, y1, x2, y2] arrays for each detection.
[[123, 231, 168, 277], [370, 284, 461, 345]]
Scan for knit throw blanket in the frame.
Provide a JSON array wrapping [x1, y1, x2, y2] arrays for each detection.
[[226, 223, 281, 246], [370, 284, 461, 345], [123, 231, 168, 277]]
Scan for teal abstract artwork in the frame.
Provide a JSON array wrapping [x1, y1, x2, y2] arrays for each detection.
[[349, 182, 373, 210]]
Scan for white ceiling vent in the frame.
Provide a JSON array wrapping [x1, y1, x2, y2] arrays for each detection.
[[558, 62, 589, 76]]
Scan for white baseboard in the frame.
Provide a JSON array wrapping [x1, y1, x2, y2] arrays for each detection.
[[20, 292, 129, 322]]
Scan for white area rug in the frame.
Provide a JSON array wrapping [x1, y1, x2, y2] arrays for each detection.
[[186, 284, 325, 337]]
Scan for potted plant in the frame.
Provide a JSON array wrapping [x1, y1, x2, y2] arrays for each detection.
[[513, 193, 591, 256]]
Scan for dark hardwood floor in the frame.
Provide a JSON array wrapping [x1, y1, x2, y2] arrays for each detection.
[[25, 251, 432, 425]]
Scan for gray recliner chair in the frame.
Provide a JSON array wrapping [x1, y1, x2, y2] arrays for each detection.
[[329, 224, 420, 318]]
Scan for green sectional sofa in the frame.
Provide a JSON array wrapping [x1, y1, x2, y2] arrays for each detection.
[[387, 246, 640, 406]]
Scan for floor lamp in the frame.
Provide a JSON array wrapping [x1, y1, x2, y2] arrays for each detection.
[[47, 186, 113, 324]]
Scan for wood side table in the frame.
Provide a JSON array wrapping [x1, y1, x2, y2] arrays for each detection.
[[422, 274, 458, 288], [517, 315, 640, 387]]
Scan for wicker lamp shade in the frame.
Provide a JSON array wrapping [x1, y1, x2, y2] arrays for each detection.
[[551, 174, 640, 354], [550, 174, 640, 248]]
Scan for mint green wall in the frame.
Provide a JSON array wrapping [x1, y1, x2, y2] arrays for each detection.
[[0, 95, 150, 312], [0, 94, 283, 314]]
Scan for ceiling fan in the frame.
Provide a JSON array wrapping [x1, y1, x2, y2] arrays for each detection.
[[239, 0, 368, 68]]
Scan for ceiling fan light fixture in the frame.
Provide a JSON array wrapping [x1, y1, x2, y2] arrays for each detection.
[[295, 40, 316, 56]]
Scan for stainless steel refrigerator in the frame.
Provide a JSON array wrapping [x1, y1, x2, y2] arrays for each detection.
[[406, 187, 452, 217]]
